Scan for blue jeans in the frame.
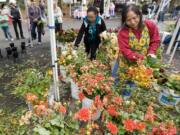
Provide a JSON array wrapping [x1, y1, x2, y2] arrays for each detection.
[[111, 59, 136, 98], [31, 22, 41, 42], [163, 28, 180, 47], [1, 26, 12, 39], [158, 11, 165, 22]]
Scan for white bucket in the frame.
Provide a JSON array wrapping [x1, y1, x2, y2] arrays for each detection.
[[158, 88, 180, 106], [82, 97, 101, 120], [70, 79, 80, 100]]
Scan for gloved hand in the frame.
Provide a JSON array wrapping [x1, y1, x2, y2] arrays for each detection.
[[74, 46, 78, 50], [147, 54, 157, 58]]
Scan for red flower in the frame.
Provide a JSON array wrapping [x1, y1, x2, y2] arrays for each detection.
[[124, 119, 136, 132], [78, 92, 85, 101], [58, 75, 63, 80], [106, 122, 118, 134], [80, 128, 85, 134], [60, 105, 66, 114], [136, 121, 146, 131], [77, 108, 90, 122], [107, 106, 118, 116]]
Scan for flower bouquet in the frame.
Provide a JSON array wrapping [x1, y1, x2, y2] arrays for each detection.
[[56, 29, 78, 45], [98, 31, 119, 68]]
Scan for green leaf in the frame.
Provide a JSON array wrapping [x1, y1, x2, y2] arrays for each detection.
[[33, 125, 50, 135], [50, 118, 60, 127]]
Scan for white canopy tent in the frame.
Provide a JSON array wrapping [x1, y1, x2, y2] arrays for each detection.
[[24, 0, 60, 101], [167, 18, 180, 63], [47, 0, 60, 101]]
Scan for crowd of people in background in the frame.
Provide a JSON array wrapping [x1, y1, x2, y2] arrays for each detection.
[[0, 0, 179, 47], [0, 0, 63, 46]]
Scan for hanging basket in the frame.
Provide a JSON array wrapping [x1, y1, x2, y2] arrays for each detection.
[[82, 97, 101, 120], [70, 79, 80, 100], [158, 88, 180, 107]]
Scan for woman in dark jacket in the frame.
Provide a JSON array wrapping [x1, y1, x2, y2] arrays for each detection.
[[74, 7, 106, 60], [10, 2, 25, 40]]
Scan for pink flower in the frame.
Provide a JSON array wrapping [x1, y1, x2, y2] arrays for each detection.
[[94, 95, 103, 109], [144, 105, 156, 123], [81, 66, 88, 71], [35, 105, 47, 116]]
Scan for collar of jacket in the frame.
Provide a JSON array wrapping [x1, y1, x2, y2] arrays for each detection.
[[84, 16, 101, 27]]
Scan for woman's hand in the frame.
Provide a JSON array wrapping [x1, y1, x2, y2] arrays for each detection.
[[147, 54, 157, 58]]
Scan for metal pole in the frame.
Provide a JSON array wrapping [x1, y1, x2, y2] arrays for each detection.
[[47, 0, 60, 101], [166, 18, 180, 54], [168, 34, 180, 63], [24, 0, 33, 47]]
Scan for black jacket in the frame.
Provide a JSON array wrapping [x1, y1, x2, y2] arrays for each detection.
[[75, 17, 106, 47], [10, 6, 21, 21]]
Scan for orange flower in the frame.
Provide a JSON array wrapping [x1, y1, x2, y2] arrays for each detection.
[[106, 122, 118, 134], [60, 105, 66, 114], [77, 108, 90, 122], [48, 69, 53, 75], [124, 119, 136, 132], [135, 121, 146, 131], [25, 94, 38, 102]]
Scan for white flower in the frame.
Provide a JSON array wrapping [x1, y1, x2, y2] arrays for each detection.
[[62, 51, 68, 56], [72, 50, 77, 56], [67, 55, 72, 60], [111, 33, 116, 38]]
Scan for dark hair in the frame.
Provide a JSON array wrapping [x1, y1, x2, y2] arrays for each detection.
[[1, 3, 5, 9], [87, 7, 98, 15], [121, 4, 143, 29]]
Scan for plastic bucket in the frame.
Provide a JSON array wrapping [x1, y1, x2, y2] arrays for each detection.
[[158, 88, 180, 106]]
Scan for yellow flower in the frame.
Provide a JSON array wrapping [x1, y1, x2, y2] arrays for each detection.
[[136, 46, 142, 50], [142, 49, 147, 56], [111, 39, 116, 44], [130, 44, 134, 49], [144, 32, 149, 37], [129, 32, 134, 37], [147, 38, 150, 44], [119, 60, 125, 67], [133, 39, 139, 46], [140, 38, 146, 46], [48, 70, 53, 75], [120, 73, 126, 78]]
